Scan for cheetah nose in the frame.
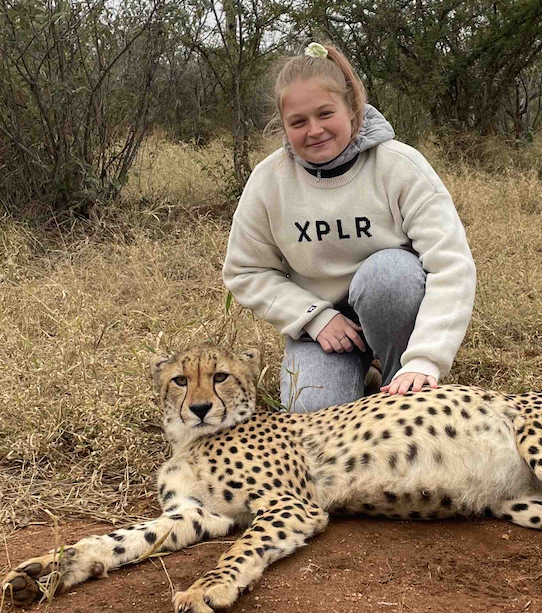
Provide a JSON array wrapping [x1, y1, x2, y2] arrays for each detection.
[[190, 402, 212, 421]]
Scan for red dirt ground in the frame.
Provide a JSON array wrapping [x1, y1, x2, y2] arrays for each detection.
[[2, 516, 542, 613]]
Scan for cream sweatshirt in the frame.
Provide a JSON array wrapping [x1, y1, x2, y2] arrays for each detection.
[[223, 140, 476, 381]]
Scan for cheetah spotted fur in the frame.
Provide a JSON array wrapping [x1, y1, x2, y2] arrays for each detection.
[[4, 345, 542, 612]]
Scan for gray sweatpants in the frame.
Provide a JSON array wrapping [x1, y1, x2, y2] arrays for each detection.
[[280, 249, 426, 412]]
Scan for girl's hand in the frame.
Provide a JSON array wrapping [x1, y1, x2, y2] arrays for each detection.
[[316, 314, 366, 353], [381, 372, 438, 396]]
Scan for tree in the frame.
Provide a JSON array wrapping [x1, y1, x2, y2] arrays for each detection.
[[181, 0, 294, 192], [498, 60, 542, 140], [0, 0, 172, 215], [302, 0, 542, 138]]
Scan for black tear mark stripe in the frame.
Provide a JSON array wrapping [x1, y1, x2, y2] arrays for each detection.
[[214, 376, 234, 423]]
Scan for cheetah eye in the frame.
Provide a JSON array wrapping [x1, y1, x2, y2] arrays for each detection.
[[172, 376, 187, 387], [214, 372, 229, 383]]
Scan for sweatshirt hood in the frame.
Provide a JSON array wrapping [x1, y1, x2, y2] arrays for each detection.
[[357, 104, 395, 152]]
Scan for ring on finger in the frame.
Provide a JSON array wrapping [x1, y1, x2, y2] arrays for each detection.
[[339, 334, 348, 341]]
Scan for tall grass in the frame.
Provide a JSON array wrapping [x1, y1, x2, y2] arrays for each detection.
[[1, 134, 541, 526]]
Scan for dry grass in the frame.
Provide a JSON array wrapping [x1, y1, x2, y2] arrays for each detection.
[[1, 133, 541, 528], [122, 131, 279, 217]]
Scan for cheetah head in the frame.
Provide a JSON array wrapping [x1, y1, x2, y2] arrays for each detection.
[[150, 345, 260, 444]]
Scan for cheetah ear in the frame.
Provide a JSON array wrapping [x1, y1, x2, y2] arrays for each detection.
[[149, 354, 173, 389], [238, 348, 261, 378]]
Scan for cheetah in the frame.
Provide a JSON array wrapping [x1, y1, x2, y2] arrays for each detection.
[[4, 345, 542, 612]]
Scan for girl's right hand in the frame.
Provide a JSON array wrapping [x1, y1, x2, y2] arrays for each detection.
[[316, 314, 366, 354]]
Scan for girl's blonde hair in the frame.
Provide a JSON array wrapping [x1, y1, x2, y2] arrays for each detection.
[[265, 43, 366, 140]]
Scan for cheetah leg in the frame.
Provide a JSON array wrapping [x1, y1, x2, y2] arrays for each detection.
[[173, 496, 329, 613], [491, 495, 542, 529], [2, 508, 234, 607]]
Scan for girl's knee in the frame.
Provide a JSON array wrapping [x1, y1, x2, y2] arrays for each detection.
[[349, 249, 425, 308], [280, 341, 365, 411]]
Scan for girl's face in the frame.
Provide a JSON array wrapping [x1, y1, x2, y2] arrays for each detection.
[[282, 77, 353, 164]]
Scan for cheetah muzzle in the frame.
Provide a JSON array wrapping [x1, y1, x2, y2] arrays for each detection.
[[4, 345, 542, 612]]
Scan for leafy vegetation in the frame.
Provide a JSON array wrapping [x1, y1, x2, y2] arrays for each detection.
[[0, 0, 540, 213]]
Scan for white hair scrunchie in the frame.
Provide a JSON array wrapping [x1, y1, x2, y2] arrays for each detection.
[[304, 42, 328, 59]]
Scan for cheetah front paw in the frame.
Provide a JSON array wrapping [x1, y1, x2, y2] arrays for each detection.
[[2, 549, 105, 606], [173, 582, 242, 613], [2, 567, 41, 606], [173, 588, 215, 613], [2, 554, 67, 606]]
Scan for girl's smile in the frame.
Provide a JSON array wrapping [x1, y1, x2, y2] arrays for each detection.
[[282, 78, 353, 164]]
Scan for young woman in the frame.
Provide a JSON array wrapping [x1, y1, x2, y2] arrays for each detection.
[[223, 43, 476, 412]]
